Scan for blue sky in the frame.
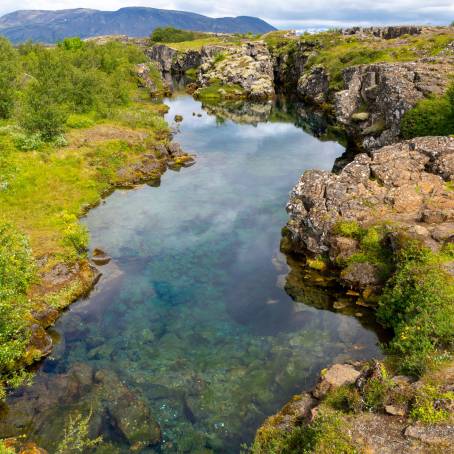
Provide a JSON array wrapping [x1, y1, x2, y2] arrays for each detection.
[[0, 1, 453, 29]]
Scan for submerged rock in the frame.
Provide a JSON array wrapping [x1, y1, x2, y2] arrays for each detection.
[[0, 365, 161, 451]]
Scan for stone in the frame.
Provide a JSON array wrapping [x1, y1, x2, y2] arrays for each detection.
[[174, 114, 183, 122], [92, 248, 111, 266], [404, 423, 454, 446], [340, 262, 382, 289], [197, 41, 275, 100], [313, 364, 361, 399], [385, 405, 406, 416], [351, 112, 369, 121]]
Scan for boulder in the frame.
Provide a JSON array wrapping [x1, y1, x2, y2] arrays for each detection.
[[404, 423, 454, 446], [313, 363, 361, 399]]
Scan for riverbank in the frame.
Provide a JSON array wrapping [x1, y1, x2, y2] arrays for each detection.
[[0, 38, 194, 404]]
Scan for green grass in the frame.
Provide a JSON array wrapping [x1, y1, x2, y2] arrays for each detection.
[[252, 408, 357, 454], [162, 37, 226, 51], [401, 82, 454, 138]]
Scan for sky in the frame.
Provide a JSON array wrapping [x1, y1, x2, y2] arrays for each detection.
[[0, 1, 453, 30]]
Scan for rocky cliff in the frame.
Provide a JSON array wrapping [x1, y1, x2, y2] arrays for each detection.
[[286, 136, 453, 287]]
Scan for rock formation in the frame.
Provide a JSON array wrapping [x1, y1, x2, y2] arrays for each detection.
[[286, 136, 454, 278], [197, 42, 275, 100], [334, 58, 453, 149]]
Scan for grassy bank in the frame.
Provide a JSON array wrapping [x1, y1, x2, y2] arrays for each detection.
[[0, 37, 181, 398]]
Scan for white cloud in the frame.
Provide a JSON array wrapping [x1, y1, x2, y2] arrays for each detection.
[[0, 0, 452, 27]]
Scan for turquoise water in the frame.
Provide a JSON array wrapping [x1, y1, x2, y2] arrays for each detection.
[[1, 96, 382, 453]]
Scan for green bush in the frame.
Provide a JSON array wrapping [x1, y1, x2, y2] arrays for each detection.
[[57, 37, 84, 51], [377, 240, 454, 375], [0, 38, 20, 119], [0, 223, 35, 395], [150, 27, 197, 43], [401, 82, 454, 138]]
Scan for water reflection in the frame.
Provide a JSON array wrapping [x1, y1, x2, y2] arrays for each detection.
[[0, 94, 382, 453]]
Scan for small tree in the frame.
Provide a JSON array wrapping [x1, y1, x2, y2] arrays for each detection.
[[0, 38, 19, 119]]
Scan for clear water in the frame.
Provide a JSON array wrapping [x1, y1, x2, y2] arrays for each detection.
[[1, 96, 382, 453]]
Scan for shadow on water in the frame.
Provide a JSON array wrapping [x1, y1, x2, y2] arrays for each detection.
[[0, 93, 383, 453]]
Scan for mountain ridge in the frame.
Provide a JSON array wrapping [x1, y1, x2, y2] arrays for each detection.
[[0, 7, 276, 43]]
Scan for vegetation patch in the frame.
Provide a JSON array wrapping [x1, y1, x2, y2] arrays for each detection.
[[377, 238, 454, 376], [400, 81, 454, 138]]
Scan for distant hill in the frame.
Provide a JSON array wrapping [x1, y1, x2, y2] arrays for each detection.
[[0, 7, 276, 43]]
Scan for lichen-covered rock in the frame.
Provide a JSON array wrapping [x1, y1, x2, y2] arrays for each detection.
[[145, 44, 177, 73], [136, 63, 169, 96], [297, 65, 330, 104], [313, 363, 361, 399], [342, 26, 422, 40], [198, 42, 275, 100], [334, 59, 453, 150], [286, 137, 454, 259]]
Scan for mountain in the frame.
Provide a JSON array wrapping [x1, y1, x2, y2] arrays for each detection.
[[0, 7, 276, 43]]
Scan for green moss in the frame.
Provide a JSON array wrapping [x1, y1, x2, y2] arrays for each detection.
[[333, 220, 363, 238], [410, 384, 454, 424], [185, 67, 198, 80], [307, 257, 327, 271]]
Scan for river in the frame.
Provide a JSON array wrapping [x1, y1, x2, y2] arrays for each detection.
[[0, 94, 383, 453]]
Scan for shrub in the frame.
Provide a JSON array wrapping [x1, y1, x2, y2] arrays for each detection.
[[401, 82, 454, 138], [57, 37, 84, 51], [150, 27, 196, 43], [0, 223, 35, 394], [60, 212, 89, 257], [377, 240, 454, 375], [410, 385, 454, 424], [0, 38, 19, 119], [13, 132, 44, 151]]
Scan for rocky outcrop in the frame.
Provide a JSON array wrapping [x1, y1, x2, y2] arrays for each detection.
[[297, 65, 330, 104], [286, 136, 454, 259], [255, 361, 454, 453], [0, 364, 161, 451], [197, 42, 275, 100], [342, 26, 422, 40], [334, 58, 453, 149], [145, 44, 203, 75], [271, 40, 316, 90]]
